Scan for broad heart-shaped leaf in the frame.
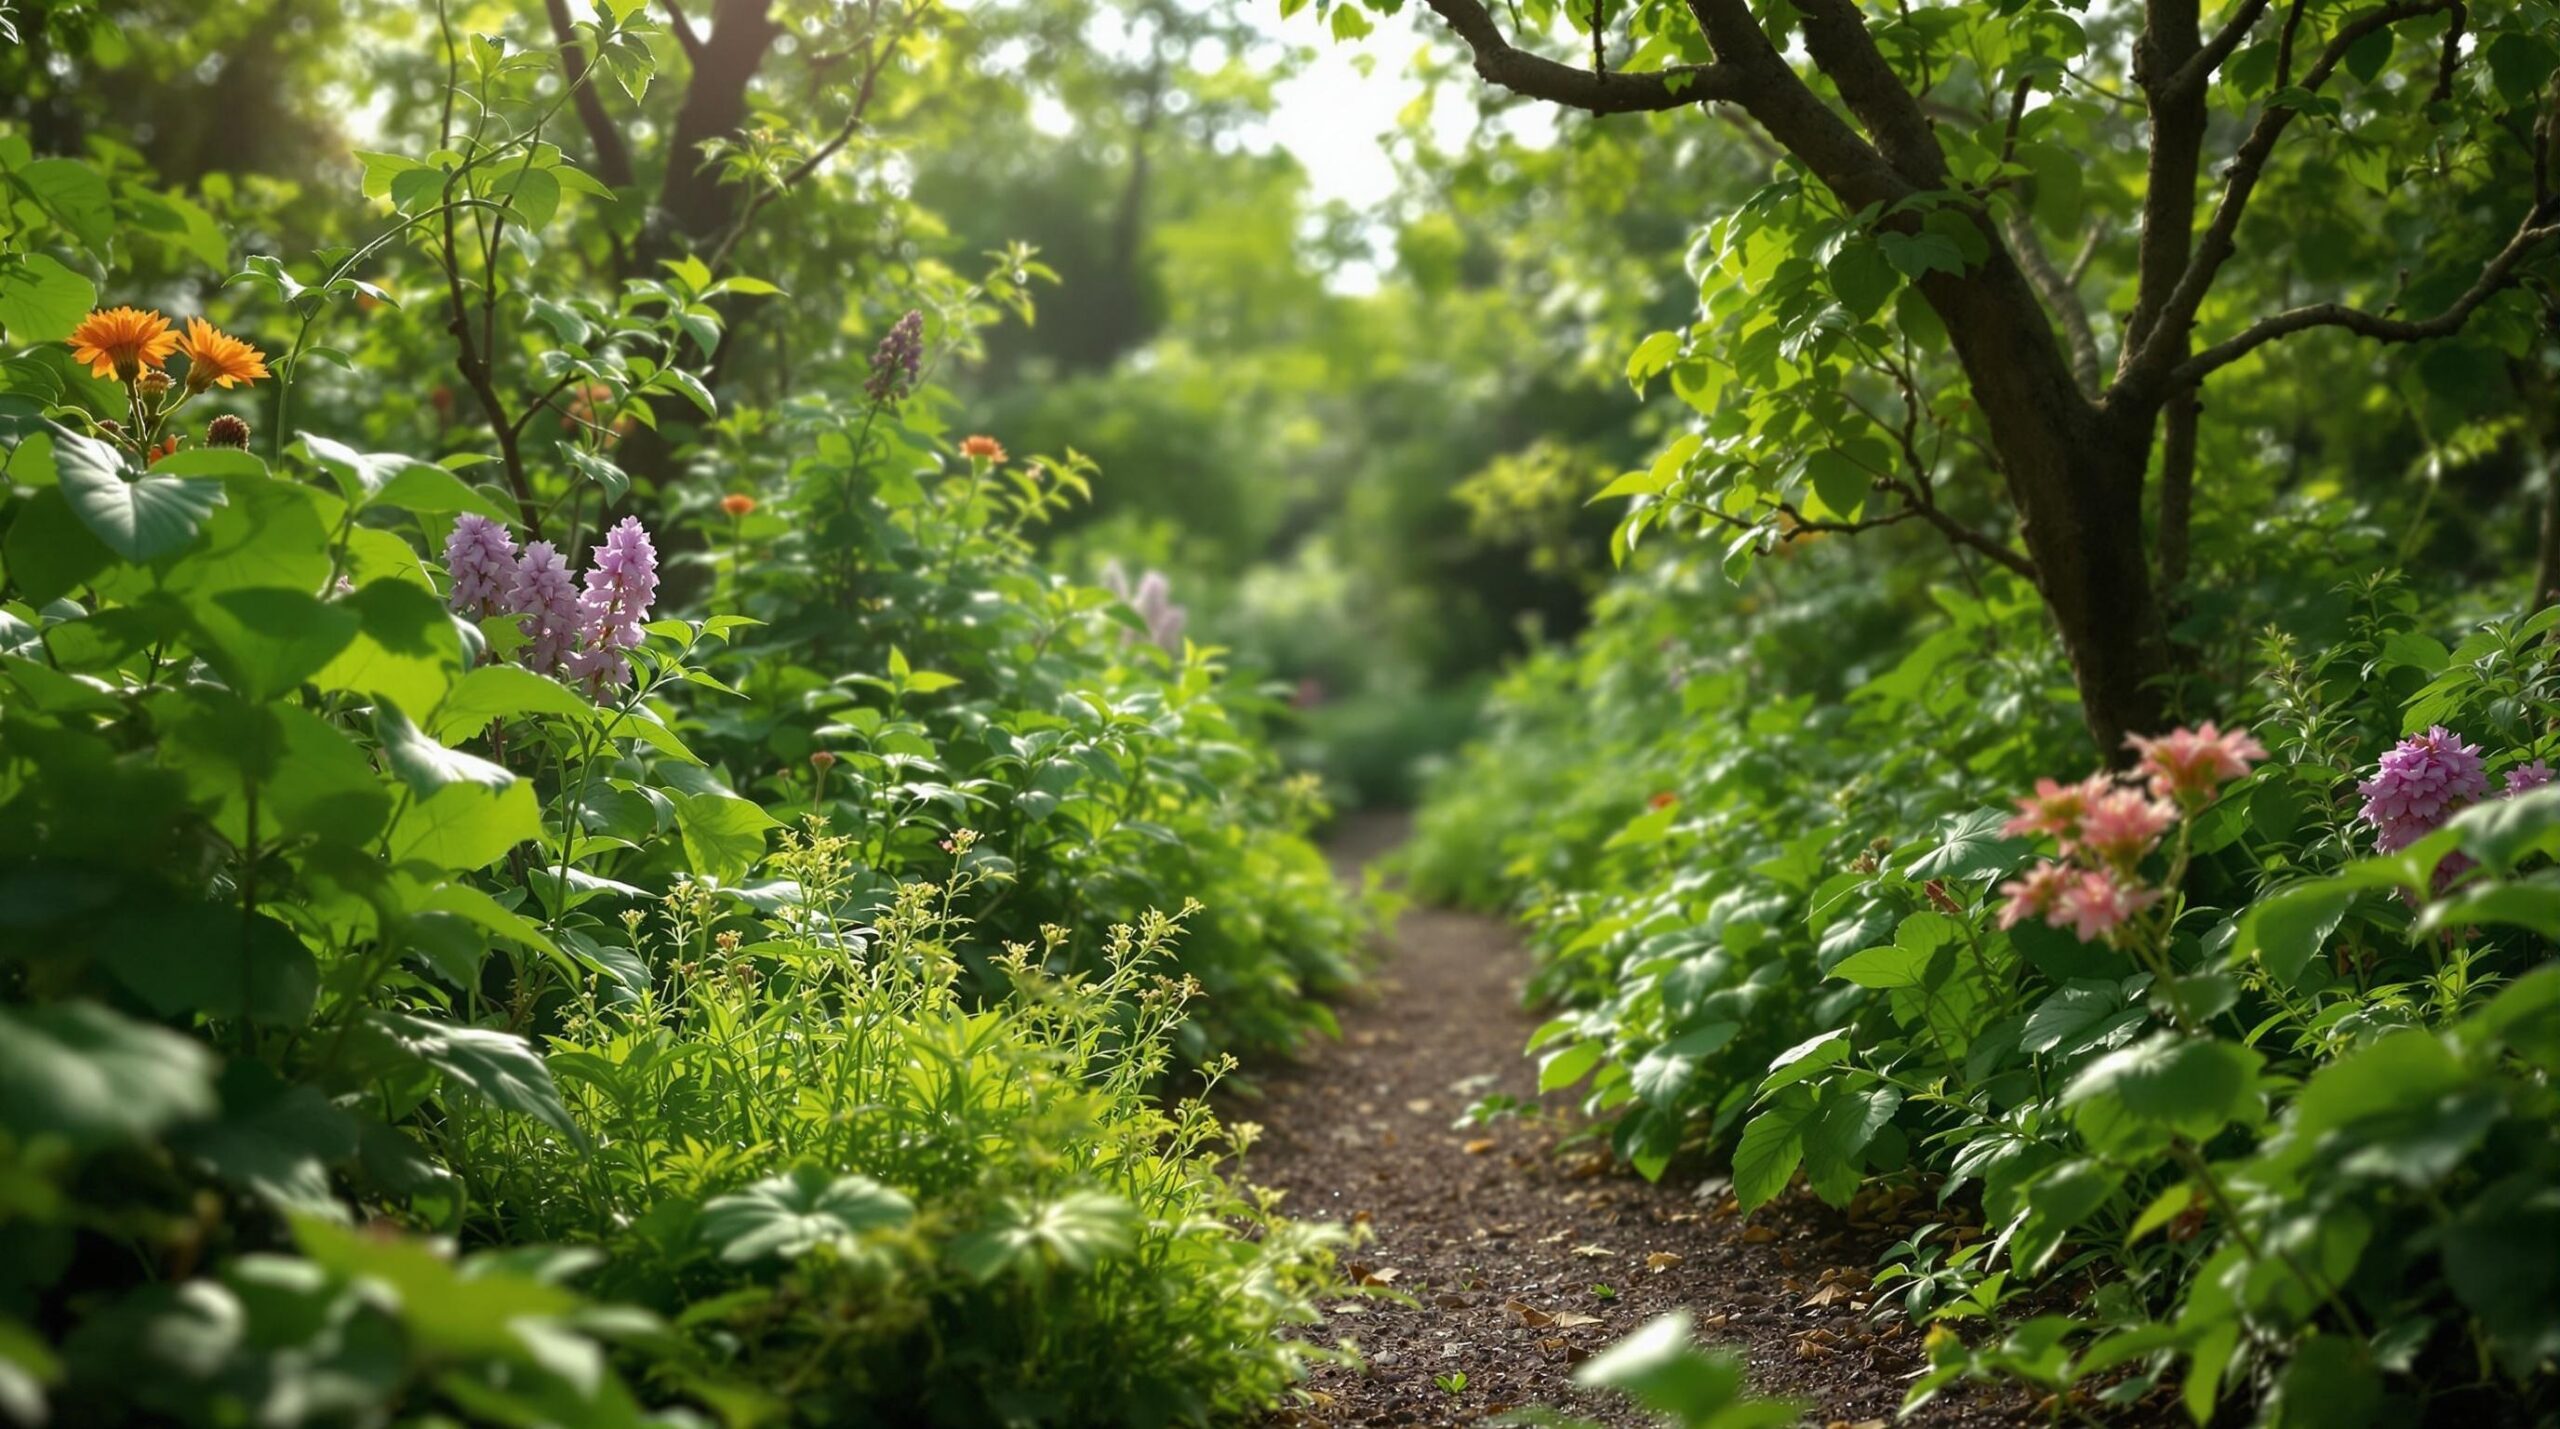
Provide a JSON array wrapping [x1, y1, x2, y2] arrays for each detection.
[[2064, 1031, 2262, 1147], [95, 902, 319, 1027], [52, 424, 228, 562], [171, 1060, 359, 1216], [2236, 879, 2353, 987], [374, 702, 513, 796], [297, 431, 446, 507], [673, 791, 779, 883], [0, 252, 97, 343], [430, 664, 594, 741], [151, 687, 393, 848], [17, 158, 114, 254], [388, 779, 541, 873], [1903, 808, 2029, 883], [0, 1000, 218, 1150], [1, 486, 112, 602], [372, 1013, 582, 1143], [700, 1168, 916, 1264], [1733, 1085, 1818, 1212], [313, 580, 466, 721], [946, 1190, 1135, 1285], [190, 587, 359, 702]]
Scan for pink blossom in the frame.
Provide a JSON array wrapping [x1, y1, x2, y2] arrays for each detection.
[[2503, 760, 2553, 796], [2076, 787, 2177, 867], [2355, 726, 2489, 853], [2002, 775, 2112, 842], [509, 540, 581, 678], [443, 513, 519, 619], [2054, 868, 2159, 942], [1997, 861, 2075, 930], [2127, 721, 2266, 803]]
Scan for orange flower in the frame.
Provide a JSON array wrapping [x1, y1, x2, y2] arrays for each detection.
[[720, 493, 757, 517], [958, 434, 1007, 464], [175, 318, 269, 392], [146, 435, 179, 465], [68, 307, 179, 381]]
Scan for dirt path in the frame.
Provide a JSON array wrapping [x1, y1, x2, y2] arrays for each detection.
[[1242, 813, 2048, 1428]]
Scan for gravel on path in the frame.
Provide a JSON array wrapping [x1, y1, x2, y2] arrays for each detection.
[[1237, 813, 2078, 1429]]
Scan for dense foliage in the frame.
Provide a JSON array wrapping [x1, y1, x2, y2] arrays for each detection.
[[0, 4, 1363, 1423], [1411, 527, 2560, 1421]]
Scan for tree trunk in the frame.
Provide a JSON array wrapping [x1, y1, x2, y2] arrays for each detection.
[[1910, 226, 2175, 757]]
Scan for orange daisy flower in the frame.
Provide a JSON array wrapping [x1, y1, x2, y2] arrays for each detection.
[[958, 434, 1007, 464], [175, 318, 270, 392], [720, 493, 757, 516], [68, 307, 180, 382]]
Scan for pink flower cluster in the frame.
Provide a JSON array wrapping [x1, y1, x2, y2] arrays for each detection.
[[442, 513, 658, 697], [1099, 560, 1188, 654], [2353, 727, 2550, 855], [1997, 722, 2266, 944]]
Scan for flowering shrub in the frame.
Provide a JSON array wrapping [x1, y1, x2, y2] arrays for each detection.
[[1413, 544, 2560, 1424], [0, 13, 1360, 1424]]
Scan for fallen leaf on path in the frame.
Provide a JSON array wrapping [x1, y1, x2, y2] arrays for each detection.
[[1462, 1138, 1498, 1155], [1501, 1299, 1554, 1328], [1552, 1311, 1601, 1328], [1405, 1098, 1433, 1114], [1569, 1244, 1615, 1258], [1740, 1225, 1778, 1244], [1645, 1251, 1684, 1271]]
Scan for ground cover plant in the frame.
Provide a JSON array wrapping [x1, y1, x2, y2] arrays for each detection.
[[0, 3, 1363, 1423]]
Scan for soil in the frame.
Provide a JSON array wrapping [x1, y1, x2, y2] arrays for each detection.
[[1238, 813, 2080, 1429]]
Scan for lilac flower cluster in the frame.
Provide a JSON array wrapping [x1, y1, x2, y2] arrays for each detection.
[[2354, 726, 2492, 853], [442, 513, 657, 698], [1099, 560, 1188, 655], [864, 309, 924, 405]]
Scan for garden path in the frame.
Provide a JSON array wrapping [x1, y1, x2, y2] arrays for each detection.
[[1244, 813, 2056, 1429]]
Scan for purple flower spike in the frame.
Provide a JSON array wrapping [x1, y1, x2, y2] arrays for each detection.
[[569, 516, 657, 695], [444, 513, 519, 619], [865, 310, 925, 405], [509, 540, 582, 678]]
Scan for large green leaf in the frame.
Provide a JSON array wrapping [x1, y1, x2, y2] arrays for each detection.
[[2065, 1032, 2261, 1146], [190, 587, 359, 702], [313, 580, 466, 720], [946, 1190, 1132, 1284], [375, 703, 513, 797], [52, 425, 228, 563], [95, 902, 319, 1026], [0, 1001, 217, 1150], [387, 779, 541, 873], [1733, 1086, 1817, 1212], [700, 1168, 916, 1264], [673, 791, 779, 883], [372, 1013, 581, 1142], [0, 253, 97, 343], [172, 1061, 359, 1215]]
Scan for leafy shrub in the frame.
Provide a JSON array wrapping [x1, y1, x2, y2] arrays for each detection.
[[0, 10, 1361, 1421], [1414, 540, 2560, 1422]]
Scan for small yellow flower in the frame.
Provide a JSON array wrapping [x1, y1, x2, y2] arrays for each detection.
[[174, 318, 270, 392], [68, 307, 180, 382]]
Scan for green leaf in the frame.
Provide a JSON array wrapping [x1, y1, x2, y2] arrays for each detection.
[[1574, 1312, 1784, 1425], [189, 587, 359, 702], [53, 425, 228, 562], [373, 1013, 582, 1142], [1825, 239, 1896, 318], [0, 1001, 218, 1151], [0, 253, 98, 343], [388, 780, 542, 873], [1904, 808, 2026, 882], [96, 903, 319, 1027], [2237, 878, 2352, 985], [374, 462, 512, 521], [297, 432, 440, 506], [1804, 448, 1869, 518], [1539, 1039, 1606, 1092], [947, 1191, 1133, 1284], [1733, 1087, 1816, 1212], [2014, 1159, 2122, 1272], [673, 791, 779, 883], [16, 159, 115, 255], [375, 702, 514, 796], [314, 580, 466, 721], [701, 1167, 916, 1264], [2064, 1032, 2261, 1145], [172, 1061, 359, 1215], [431, 664, 594, 741], [1828, 943, 1928, 988], [1, 487, 112, 602], [1757, 1028, 1849, 1098]]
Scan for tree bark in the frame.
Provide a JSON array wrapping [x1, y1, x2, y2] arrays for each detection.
[[653, 0, 784, 251]]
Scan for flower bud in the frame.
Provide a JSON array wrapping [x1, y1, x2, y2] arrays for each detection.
[[205, 414, 252, 449]]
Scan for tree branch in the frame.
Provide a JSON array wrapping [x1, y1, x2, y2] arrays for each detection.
[[2004, 207, 2102, 392], [661, 0, 706, 60], [2115, 0, 2464, 399], [544, 0, 635, 188], [2176, 218, 2560, 380], [2181, 0, 2273, 89], [1789, 0, 1949, 184], [1415, 0, 1739, 113]]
